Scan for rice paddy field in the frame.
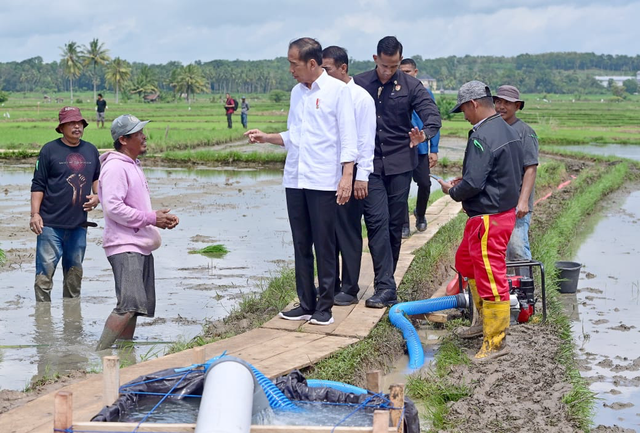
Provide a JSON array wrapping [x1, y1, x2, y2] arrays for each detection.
[[1, 91, 639, 153]]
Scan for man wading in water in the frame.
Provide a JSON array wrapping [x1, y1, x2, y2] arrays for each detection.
[[95, 114, 179, 350]]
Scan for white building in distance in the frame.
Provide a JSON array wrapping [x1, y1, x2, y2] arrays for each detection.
[[594, 71, 640, 87]]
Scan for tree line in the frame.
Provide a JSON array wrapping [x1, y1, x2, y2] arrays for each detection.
[[1, 41, 639, 101]]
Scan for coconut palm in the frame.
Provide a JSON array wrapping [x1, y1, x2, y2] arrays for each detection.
[[105, 57, 131, 104], [172, 64, 209, 104], [81, 38, 111, 101], [59, 41, 83, 101], [130, 65, 159, 100]]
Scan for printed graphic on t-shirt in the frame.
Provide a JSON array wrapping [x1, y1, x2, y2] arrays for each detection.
[[64, 153, 89, 206]]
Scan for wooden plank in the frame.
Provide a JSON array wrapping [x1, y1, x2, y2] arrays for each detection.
[[332, 301, 387, 339], [257, 335, 359, 378], [232, 332, 325, 363], [197, 328, 291, 359], [72, 422, 397, 433], [1, 194, 463, 433], [102, 356, 119, 406], [389, 384, 405, 433], [366, 370, 383, 393], [53, 392, 72, 432]]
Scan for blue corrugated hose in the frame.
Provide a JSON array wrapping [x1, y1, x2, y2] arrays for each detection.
[[389, 295, 464, 369], [306, 379, 369, 395]]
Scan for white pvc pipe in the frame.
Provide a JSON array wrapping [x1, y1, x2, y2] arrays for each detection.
[[195, 360, 256, 433]]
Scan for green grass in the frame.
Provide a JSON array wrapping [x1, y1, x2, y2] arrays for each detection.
[[163, 149, 286, 164], [406, 337, 471, 431], [402, 157, 632, 431], [189, 244, 229, 258], [0, 92, 288, 152], [2, 92, 640, 154], [0, 248, 5, 266], [529, 162, 630, 430], [308, 209, 469, 387]]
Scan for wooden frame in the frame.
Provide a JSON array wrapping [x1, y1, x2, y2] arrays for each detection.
[[54, 365, 405, 433]]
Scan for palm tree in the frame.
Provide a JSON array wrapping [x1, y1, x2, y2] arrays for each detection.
[[172, 64, 209, 104], [81, 38, 111, 101], [130, 66, 159, 100], [59, 41, 83, 101], [105, 57, 131, 104]]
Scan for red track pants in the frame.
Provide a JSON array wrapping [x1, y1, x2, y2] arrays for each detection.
[[455, 209, 516, 302]]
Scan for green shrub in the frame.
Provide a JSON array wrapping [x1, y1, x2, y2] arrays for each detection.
[[269, 89, 289, 104]]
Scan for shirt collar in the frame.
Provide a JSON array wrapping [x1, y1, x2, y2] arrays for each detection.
[[473, 113, 501, 131], [310, 69, 329, 90]]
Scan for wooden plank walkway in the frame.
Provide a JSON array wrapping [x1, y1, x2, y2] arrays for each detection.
[[0, 196, 461, 433]]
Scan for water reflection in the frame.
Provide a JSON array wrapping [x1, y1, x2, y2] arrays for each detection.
[[0, 164, 293, 390], [574, 190, 640, 430]]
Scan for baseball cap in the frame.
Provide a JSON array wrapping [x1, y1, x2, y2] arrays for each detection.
[[450, 81, 492, 113], [493, 85, 525, 110], [110, 114, 150, 141], [55, 106, 88, 133]]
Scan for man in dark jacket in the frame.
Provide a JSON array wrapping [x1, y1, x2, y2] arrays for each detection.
[[437, 81, 523, 361], [354, 36, 441, 308]]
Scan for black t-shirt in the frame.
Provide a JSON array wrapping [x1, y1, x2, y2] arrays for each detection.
[[96, 99, 107, 112], [31, 139, 101, 229]]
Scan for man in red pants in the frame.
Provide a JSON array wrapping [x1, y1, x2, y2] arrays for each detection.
[[437, 81, 523, 361]]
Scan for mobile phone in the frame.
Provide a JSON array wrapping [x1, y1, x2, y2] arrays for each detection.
[[429, 174, 443, 181]]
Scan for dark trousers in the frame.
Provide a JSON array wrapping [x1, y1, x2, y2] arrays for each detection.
[[286, 188, 337, 314], [364, 171, 412, 290], [335, 176, 364, 297], [226, 112, 233, 128], [404, 154, 432, 226]]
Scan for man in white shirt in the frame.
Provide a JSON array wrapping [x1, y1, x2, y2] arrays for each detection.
[[245, 37, 358, 325], [321, 45, 375, 306]]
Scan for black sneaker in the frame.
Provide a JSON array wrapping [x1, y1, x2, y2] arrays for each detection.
[[365, 289, 398, 308], [334, 292, 359, 306], [309, 311, 334, 325], [401, 225, 411, 239], [414, 210, 427, 232], [279, 306, 312, 321]]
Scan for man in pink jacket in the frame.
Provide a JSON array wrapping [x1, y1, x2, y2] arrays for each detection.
[[95, 114, 179, 351]]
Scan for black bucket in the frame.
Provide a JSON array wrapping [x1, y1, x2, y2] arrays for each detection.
[[555, 261, 581, 293]]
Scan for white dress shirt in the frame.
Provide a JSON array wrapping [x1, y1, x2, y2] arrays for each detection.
[[346, 78, 375, 182], [280, 70, 358, 191]]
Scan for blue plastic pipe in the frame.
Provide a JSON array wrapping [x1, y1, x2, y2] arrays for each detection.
[[249, 364, 299, 411], [306, 379, 369, 395], [389, 294, 467, 369]]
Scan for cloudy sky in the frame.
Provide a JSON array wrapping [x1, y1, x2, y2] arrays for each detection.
[[1, 0, 639, 64]]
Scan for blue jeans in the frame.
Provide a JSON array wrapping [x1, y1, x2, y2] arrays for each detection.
[[506, 212, 532, 261], [35, 226, 87, 302], [241, 112, 248, 128]]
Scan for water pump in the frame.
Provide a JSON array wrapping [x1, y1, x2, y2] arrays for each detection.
[[508, 275, 536, 323]]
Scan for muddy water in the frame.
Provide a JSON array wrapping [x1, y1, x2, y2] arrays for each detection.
[[0, 158, 459, 392], [572, 189, 640, 430], [552, 144, 640, 161], [0, 164, 295, 390]]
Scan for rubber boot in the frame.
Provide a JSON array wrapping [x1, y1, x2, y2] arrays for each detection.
[[118, 315, 138, 341], [474, 300, 511, 362], [96, 312, 136, 351], [455, 279, 483, 339]]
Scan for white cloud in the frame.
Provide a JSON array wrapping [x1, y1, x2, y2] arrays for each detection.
[[0, 1, 639, 63]]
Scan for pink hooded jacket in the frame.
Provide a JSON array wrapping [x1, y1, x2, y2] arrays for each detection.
[[98, 151, 161, 257]]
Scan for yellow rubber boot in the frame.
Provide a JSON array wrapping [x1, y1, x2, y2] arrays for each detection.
[[474, 300, 511, 361], [455, 279, 483, 339]]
